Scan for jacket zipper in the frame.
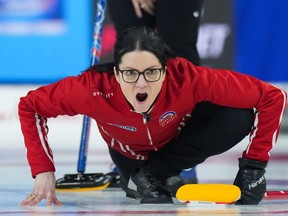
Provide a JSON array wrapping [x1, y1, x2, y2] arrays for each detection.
[[131, 106, 158, 151], [143, 114, 158, 151]]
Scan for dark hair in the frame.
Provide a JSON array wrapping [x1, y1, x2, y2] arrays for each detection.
[[93, 26, 176, 72], [114, 26, 176, 67]]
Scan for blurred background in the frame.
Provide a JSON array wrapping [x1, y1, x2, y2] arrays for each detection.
[[0, 0, 287, 152]]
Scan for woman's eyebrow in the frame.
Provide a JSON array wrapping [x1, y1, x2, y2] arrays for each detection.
[[119, 65, 161, 70]]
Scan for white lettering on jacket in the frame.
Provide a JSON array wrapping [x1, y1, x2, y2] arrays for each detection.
[[107, 123, 137, 132], [93, 91, 114, 98]]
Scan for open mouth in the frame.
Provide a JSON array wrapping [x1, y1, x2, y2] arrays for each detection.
[[136, 93, 148, 102]]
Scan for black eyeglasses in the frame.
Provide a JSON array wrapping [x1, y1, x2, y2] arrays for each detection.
[[117, 67, 164, 83]]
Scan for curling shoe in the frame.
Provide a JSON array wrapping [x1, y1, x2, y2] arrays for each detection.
[[130, 167, 173, 204], [165, 168, 198, 196], [165, 175, 185, 197]]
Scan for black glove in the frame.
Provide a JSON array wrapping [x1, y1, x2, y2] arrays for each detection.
[[233, 158, 267, 205]]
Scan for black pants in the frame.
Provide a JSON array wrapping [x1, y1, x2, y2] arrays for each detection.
[[107, 0, 204, 65], [109, 102, 254, 189]]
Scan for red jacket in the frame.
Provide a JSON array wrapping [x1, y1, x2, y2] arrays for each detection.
[[18, 57, 287, 177]]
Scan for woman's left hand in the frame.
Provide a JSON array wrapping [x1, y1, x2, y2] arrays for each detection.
[[19, 171, 64, 206]]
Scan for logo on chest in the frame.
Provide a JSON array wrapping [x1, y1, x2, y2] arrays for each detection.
[[159, 111, 177, 127], [107, 123, 137, 132]]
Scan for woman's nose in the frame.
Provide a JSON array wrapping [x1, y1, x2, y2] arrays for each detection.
[[135, 74, 147, 86]]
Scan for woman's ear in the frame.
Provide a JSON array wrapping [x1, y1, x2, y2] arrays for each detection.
[[163, 66, 167, 74], [162, 66, 167, 79], [114, 66, 120, 83]]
